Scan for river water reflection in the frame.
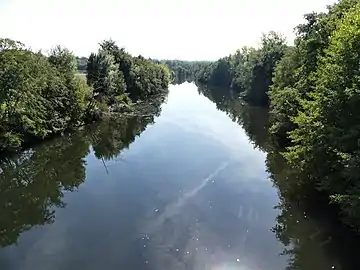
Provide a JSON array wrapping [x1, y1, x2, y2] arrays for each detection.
[[0, 83, 356, 270]]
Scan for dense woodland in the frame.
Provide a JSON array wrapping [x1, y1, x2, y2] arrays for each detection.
[[0, 39, 170, 153], [176, 0, 360, 233]]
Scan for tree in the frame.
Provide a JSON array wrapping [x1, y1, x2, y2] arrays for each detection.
[[86, 51, 127, 104], [269, 0, 359, 147], [0, 39, 92, 151], [87, 40, 170, 104], [286, 1, 360, 228], [268, 46, 302, 146], [241, 32, 286, 105], [194, 32, 286, 106]]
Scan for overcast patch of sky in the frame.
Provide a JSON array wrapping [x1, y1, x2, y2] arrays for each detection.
[[0, 0, 335, 60]]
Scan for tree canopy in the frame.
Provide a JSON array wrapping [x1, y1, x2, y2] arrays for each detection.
[[0, 39, 92, 152], [0, 39, 170, 153], [192, 0, 360, 230], [87, 40, 170, 104], [194, 32, 287, 106], [282, 0, 360, 228]]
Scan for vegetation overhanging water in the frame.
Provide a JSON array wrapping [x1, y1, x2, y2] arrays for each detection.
[[1, 0, 360, 269]]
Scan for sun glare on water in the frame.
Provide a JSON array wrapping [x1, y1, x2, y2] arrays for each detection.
[[211, 262, 253, 270]]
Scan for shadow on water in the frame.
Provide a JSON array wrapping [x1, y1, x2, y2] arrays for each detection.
[[197, 84, 360, 270], [0, 101, 163, 249]]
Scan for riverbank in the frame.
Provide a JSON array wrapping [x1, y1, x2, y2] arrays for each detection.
[[0, 38, 170, 154], [0, 90, 168, 159], [2, 83, 360, 270]]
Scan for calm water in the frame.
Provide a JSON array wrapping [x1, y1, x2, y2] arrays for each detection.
[[0, 83, 357, 270]]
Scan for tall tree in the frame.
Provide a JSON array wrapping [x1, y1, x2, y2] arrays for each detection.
[[285, 1, 360, 228]]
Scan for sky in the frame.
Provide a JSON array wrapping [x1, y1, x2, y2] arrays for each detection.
[[0, 0, 336, 60]]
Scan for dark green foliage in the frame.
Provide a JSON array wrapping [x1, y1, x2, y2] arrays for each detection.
[[161, 60, 194, 83], [195, 32, 286, 106], [0, 40, 91, 152], [0, 38, 170, 153], [269, 0, 359, 144], [198, 58, 232, 88], [0, 99, 162, 247], [160, 60, 211, 84], [86, 49, 127, 105], [242, 32, 286, 105], [285, 2, 360, 228], [0, 38, 24, 51], [87, 40, 170, 103], [268, 0, 360, 230], [269, 46, 302, 146], [86, 53, 97, 86]]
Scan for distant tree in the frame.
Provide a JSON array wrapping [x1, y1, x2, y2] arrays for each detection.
[[195, 32, 286, 106]]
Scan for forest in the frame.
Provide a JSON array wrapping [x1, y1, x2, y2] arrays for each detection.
[[0, 39, 170, 153], [167, 0, 360, 233]]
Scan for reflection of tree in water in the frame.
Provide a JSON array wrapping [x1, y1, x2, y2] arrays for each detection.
[[88, 100, 162, 161], [0, 96, 164, 248], [170, 69, 194, 85], [269, 150, 360, 270], [0, 133, 90, 247], [89, 117, 150, 161], [172, 77, 193, 85], [198, 84, 360, 270], [197, 84, 270, 152]]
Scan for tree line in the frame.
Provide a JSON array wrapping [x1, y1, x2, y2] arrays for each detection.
[[183, 0, 360, 231], [0, 39, 170, 153], [271, 0, 360, 230], [159, 60, 210, 85], [194, 32, 287, 106]]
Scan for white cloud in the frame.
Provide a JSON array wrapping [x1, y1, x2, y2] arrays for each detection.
[[0, 0, 335, 60]]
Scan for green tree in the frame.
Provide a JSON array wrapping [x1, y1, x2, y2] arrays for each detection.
[[286, 1, 360, 228], [195, 32, 286, 106], [87, 40, 170, 104], [269, 0, 358, 147], [86, 50, 127, 104], [241, 32, 286, 105], [0, 39, 91, 152], [268, 46, 302, 146]]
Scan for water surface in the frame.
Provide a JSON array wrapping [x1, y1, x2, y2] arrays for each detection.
[[1, 83, 355, 270]]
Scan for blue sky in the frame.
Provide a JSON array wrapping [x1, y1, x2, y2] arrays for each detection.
[[0, 0, 335, 60]]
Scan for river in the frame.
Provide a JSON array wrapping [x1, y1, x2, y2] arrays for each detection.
[[0, 83, 359, 270]]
